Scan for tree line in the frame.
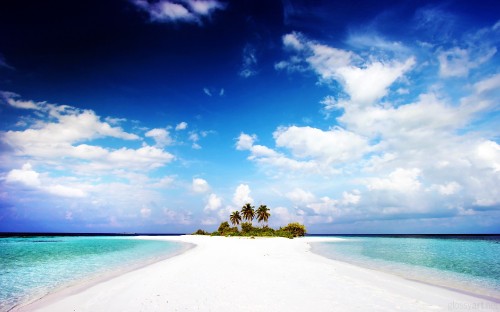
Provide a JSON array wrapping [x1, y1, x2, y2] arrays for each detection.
[[194, 203, 306, 238]]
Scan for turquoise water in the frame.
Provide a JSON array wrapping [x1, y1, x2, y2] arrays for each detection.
[[311, 235, 500, 300], [0, 236, 186, 311]]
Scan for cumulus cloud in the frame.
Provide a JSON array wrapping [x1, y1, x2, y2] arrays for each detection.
[[276, 32, 415, 106], [6, 163, 86, 198], [236, 133, 256, 150], [5, 163, 41, 188], [132, 0, 226, 24], [274, 126, 369, 164], [192, 178, 210, 193], [236, 126, 369, 176], [431, 182, 461, 196], [3, 107, 139, 145], [286, 188, 316, 204], [282, 32, 304, 51], [1, 93, 174, 173], [175, 121, 188, 131], [45, 184, 86, 198], [365, 168, 422, 193], [145, 128, 173, 147], [204, 193, 222, 211], [245, 24, 500, 230], [232, 184, 252, 207]]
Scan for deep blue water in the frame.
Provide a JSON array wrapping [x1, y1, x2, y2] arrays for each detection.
[[0, 236, 186, 311], [310, 235, 500, 300]]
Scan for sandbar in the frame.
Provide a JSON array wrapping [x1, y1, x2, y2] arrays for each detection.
[[16, 235, 500, 312]]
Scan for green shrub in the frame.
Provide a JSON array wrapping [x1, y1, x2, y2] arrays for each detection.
[[281, 222, 307, 237], [193, 229, 208, 235], [241, 222, 254, 234], [217, 221, 231, 234], [275, 228, 294, 239]]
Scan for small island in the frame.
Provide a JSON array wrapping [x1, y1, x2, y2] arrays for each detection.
[[193, 203, 306, 238]]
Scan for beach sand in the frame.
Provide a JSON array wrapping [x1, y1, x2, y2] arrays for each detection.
[[17, 235, 499, 312]]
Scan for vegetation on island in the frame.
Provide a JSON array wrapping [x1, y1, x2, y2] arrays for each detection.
[[193, 203, 306, 239]]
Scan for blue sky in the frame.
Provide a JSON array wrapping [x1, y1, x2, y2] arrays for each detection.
[[0, 0, 499, 234]]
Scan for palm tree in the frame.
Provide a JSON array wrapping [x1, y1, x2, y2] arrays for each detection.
[[256, 204, 271, 226], [241, 203, 255, 223], [229, 211, 242, 227]]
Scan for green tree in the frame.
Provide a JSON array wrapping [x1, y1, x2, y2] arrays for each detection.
[[240, 222, 253, 234], [229, 211, 242, 227], [241, 203, 255, 224], [256, 204, 271, 226], [281, 222, 306, 237], [217, 221, 231, 235]]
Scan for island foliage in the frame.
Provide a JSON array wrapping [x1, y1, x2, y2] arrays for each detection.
[[193, 203, 306, 239]]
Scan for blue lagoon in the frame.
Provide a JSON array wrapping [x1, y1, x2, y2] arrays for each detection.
[[0, 235, 187, 311], [310, 235, 500, 301]]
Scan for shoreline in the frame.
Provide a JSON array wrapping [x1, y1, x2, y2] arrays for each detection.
[[12, 238, 195, 312], [15, 235, 500, 312], [308, 239, 500, 302]]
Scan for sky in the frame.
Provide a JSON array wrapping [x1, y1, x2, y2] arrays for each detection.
[[0, 0, 499, 234]]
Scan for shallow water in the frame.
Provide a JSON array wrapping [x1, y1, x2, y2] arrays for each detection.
[[0, 236, 185, 311], [310, 235, 500, 300]]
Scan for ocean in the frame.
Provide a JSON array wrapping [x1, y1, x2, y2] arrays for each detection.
[[310, 235, 500, 300], [0, 235, 187, 311]]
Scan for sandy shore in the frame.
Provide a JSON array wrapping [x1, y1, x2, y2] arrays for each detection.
[[18, 235, 499, 312]]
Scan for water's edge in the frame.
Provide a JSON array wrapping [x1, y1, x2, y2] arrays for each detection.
[[308, 241, 500, 303], [12, 237, 195, 312]]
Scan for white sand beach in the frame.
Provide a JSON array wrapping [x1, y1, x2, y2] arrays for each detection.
[[18, 235, 499, 312]]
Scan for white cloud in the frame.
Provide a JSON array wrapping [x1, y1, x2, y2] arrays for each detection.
[[175, 121, 188, 131], [305, 43, 354, 79], [105, 146, 174, 170], [474, 73, 500, 94], [1, 94, 175, 173], [438, 47, 496, 78], [232, 184, 253, 207], [282, 32, 304, 51], [286, 188, 316, 204], [5, 163, 41, 187], [346, 33, 409, 54], [271, 206, 303, 225], [274, 126, 369, 165], [192, 178, 210, 193], [365, 168, 422, 193], [4, 109, 138, 146], [132, 0, 225, 24], [188, 131, 205, 149], [204, 193, 222, 211], [336, 58, 415, 105], [235, 133, 256, 150], [474, 140, 500, 172], [277, 32, 415, 105], [236, 132, 338, 175], [341, 190, 361, 205], [6, 163, 86, 198], [431, 182, 461, 196], [145, 128, 173, 147], [45, 184, 86, 198], [186, 0, 225, 15], [3, 92, 41, 110]]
